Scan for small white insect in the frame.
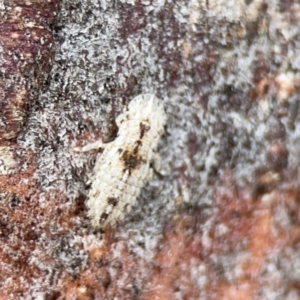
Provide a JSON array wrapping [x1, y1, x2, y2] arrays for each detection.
[[75, 94, 167, 228]]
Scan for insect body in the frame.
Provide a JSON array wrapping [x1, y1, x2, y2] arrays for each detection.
[[76, 94, 167, 228]]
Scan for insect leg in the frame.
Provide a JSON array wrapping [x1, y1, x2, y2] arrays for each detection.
[[73, 140, 106, 152]]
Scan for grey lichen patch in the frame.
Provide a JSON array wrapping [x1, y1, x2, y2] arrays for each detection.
[[0, 146, 17, 175], [200, 0, 265, 21]]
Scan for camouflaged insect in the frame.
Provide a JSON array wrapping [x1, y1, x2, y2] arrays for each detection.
[[76, 94, 166, 228]]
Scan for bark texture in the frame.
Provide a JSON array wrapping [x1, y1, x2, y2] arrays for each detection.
[[1, 0, 300, 299]]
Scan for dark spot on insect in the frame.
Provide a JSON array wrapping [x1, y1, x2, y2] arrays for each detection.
[[133, 140, 142, 154], [121, 150, 144, 174], [123, 152, 138, 169], [139, 122, 150, 139], [107, 197, 118, 206], [99, 212, 109, 224], [118, 148, 123, 154]]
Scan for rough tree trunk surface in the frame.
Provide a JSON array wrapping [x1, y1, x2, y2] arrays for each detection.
[[0, 0, 300, 299]]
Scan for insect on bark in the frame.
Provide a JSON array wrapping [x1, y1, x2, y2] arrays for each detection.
[[74, 94, 167, 228]]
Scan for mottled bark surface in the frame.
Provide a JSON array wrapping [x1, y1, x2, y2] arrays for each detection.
[[1, 0, 300, 299]]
